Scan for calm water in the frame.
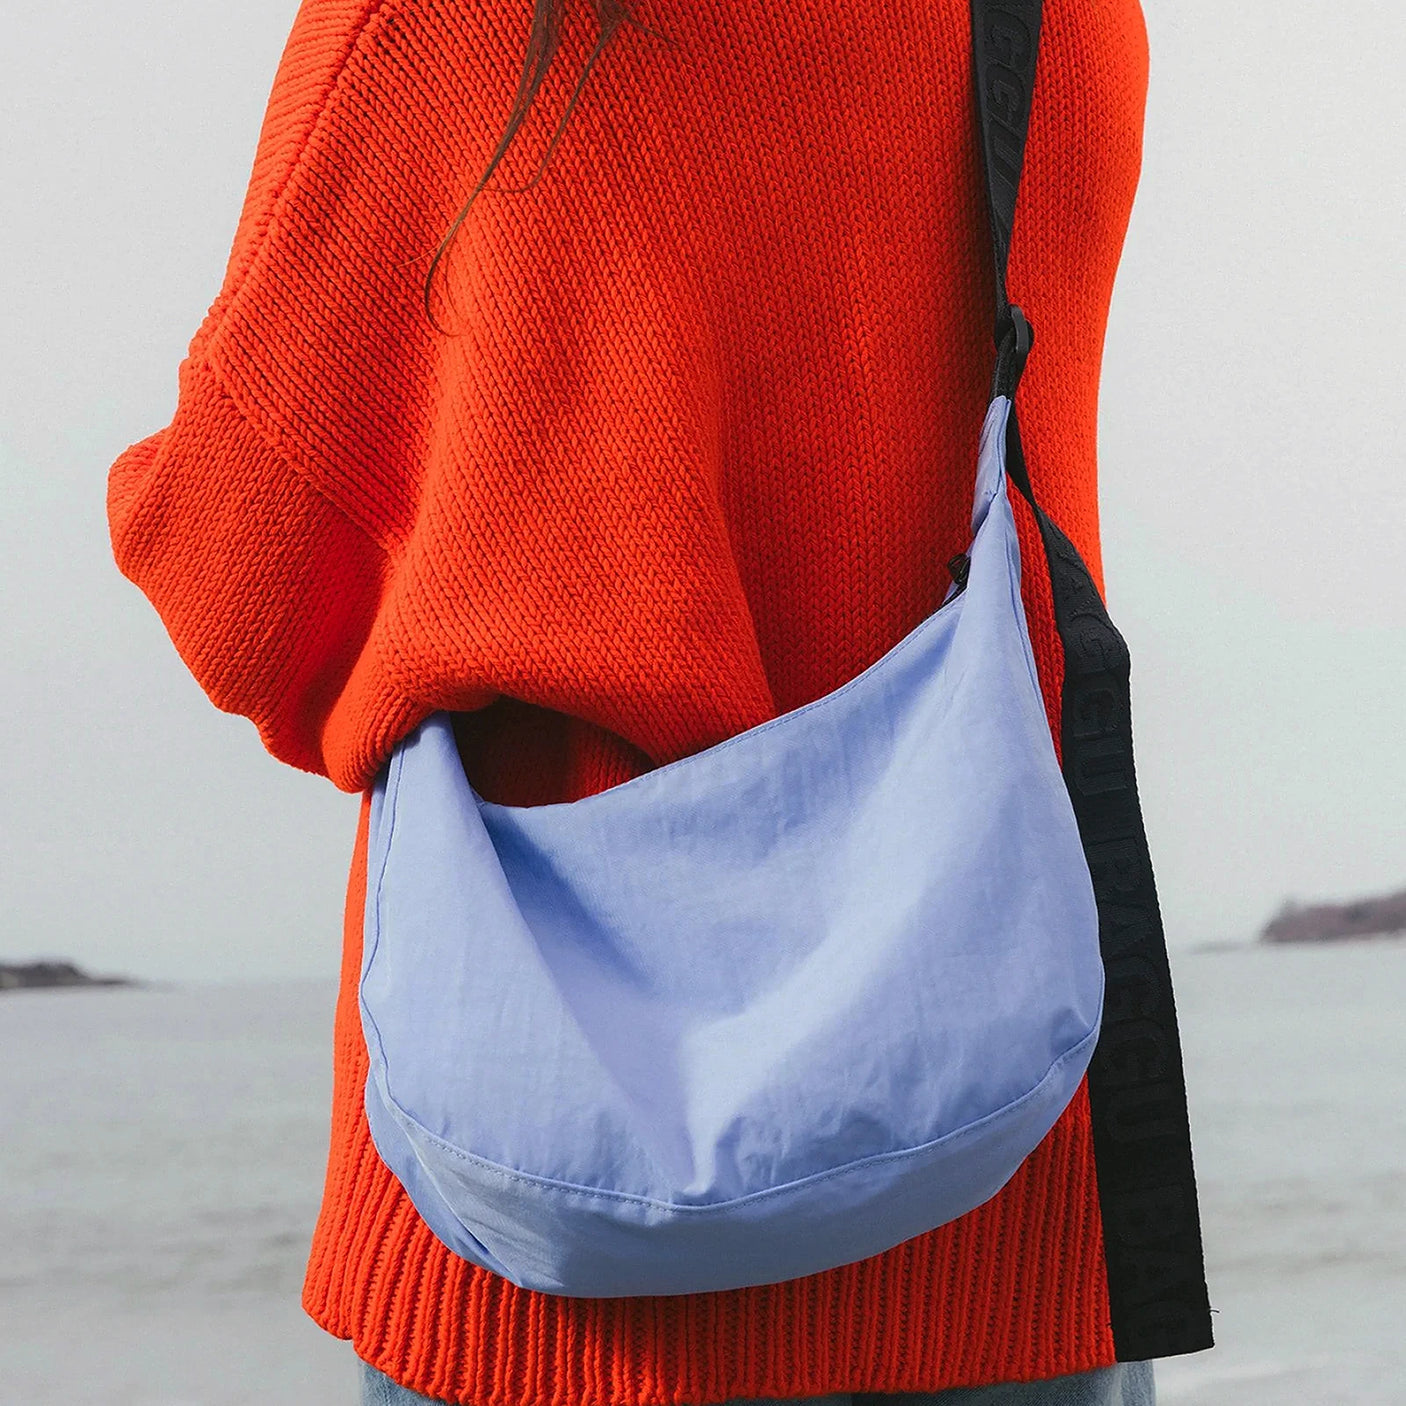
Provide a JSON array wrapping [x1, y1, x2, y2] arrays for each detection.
[[2, 944, 1404, 1404]]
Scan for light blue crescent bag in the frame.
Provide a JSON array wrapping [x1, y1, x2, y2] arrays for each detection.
[[358, 390, 1102, 1297], [356, 1, 1210, 1327]]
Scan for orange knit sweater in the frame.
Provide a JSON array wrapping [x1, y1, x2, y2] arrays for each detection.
[[107, 0, 1152, 1398]]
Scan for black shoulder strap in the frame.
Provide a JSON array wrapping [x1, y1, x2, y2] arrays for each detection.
[[970, 0, 1041, 399], [969, 0, 1215, 1361]]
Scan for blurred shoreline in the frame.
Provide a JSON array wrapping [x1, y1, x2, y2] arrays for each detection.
[[0, 958, 138, 991]]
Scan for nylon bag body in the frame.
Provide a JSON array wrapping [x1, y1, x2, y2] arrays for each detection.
[[358, 394, 1105, 1297]]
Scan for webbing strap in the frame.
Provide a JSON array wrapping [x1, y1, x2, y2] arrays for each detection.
[[970, 0, 1041, 397], [969, 0, 1214, 1359]]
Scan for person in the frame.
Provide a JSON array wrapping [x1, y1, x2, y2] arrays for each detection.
[[107, 1, 1205, 1402]]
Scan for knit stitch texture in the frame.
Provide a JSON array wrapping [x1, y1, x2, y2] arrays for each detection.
[[107, 0, 1150, 1398]]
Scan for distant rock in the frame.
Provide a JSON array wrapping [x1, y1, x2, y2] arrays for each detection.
[[1261, 887, 1406, 945], [0, 960, 137, 992]]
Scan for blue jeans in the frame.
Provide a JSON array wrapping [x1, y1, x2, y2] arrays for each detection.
[[359, 1360, 1155, 1405]]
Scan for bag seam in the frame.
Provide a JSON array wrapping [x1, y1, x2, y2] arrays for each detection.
[[368, 1019, 1102, 1215]]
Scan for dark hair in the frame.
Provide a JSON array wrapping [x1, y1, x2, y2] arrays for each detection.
[[420, 0, 667, 333]]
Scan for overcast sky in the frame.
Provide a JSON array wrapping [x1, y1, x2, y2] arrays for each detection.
[[2, 1, 1402, 984]]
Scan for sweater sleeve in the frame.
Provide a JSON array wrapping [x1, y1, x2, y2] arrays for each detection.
[[107, 352, 390, 784], [105, 0, 458, 790]]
